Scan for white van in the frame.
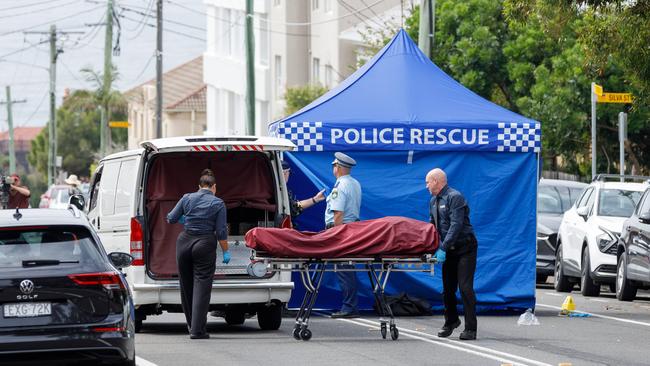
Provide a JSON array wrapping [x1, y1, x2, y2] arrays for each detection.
[[86, 136, 295, 332]]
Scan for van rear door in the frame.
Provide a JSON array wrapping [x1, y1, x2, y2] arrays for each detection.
[[140, 136, 295, 280]]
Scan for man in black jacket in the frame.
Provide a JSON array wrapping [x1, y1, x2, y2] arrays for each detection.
[[426, 168, 478, 340]]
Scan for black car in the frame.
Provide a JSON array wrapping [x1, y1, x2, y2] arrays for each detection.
[[537, 178, 587, 283], [0, 207, 135, 365], [616, 187, 650, 301]]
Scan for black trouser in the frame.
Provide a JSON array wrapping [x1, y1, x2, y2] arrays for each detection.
[[176, 231, 216, 335], [442, 244, 477, 332]]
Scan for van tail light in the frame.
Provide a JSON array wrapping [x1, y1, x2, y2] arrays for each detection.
[[68, 271, 126, 291], [281, 215, 293, 229], [130, 217, 144, 266]]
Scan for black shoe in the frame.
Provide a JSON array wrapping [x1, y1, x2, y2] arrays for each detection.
[[459, 330, 476, 340], [437, 319, 461, 337], [190, 333, 210, 339], [331, 310, 360, 319]]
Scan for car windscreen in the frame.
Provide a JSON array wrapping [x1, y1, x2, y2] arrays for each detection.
[[538, 185, 564, 214], [0, 226, 105, 268], [597, 189, 643, 217]]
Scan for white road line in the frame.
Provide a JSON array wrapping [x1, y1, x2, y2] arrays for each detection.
[[136, 356, 159, 366], [587, 298, 608, 303], [537, 303, 650, 327], [543, 292, 562, 297], [339, 318, 553, 366]]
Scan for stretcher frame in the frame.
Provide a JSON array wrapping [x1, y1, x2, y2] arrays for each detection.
[[250, 251, 437, 341]]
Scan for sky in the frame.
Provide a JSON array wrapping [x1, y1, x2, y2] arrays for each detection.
[[0, 0, 206, 131]]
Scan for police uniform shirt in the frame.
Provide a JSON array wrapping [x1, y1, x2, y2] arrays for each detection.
[[325, 175, 362, 225]]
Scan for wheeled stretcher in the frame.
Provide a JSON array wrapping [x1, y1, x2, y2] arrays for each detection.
[[247, 251, 437, 341]]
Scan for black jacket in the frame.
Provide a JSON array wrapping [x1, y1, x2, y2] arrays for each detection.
[[429, 185, 476, 252]]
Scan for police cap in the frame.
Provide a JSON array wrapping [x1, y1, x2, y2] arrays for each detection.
[[331, 152, 357, 168]]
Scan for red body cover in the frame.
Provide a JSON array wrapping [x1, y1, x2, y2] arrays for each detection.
[[245, 216, 439, 258]]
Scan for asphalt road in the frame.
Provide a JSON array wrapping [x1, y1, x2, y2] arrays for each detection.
[[135, 284, 650, 366]]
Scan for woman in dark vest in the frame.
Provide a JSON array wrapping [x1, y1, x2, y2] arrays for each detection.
[[167, 169, 230, 339]]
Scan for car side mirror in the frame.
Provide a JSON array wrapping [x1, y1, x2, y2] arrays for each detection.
[[69, 194, 85, 211], [639, 212, 650, 224], [108, 252, 133, 269], [576, 206, 590, 220]]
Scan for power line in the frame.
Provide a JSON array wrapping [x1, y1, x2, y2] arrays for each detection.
[[0, 5, 103, 37], [0, 0, 81, 20], [0, 39, 49, 59], [118, 5, 205, 32], [0, 0, 69, 12], [18, 90, 48, 128], [118, 13, 205, 41]]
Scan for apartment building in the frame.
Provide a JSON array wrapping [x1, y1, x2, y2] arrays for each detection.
[[204, 0, 405, 136]]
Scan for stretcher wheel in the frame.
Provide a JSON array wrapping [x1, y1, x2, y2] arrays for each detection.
[[292, 326, 301, 340], [380, 323, 387, 339], [390, 325, 399, 341], [300, 328, 312, 341]]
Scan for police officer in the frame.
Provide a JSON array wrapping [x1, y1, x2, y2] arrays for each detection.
[[282, 160, 325, 227], [326, 152, 362, 318], [426, 168, 478, 340], [167, 169, 231, 339]]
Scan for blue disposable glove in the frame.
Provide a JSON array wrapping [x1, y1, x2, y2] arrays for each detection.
[[435, 249, 446, 264], [178, 215, 186, 224], [222, 250, 231, 264]]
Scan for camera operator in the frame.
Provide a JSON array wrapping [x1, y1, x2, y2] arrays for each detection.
[[7, 174, 30, 209]]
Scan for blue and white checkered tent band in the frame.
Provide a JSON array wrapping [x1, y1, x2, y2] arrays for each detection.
[[497, 122, 541, 153], [273, 121, 324, 152], [271, 121, 541, 153]]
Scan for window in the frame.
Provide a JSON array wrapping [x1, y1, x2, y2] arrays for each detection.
[[115, 160, 137, 215], [325, 65, 334, 88], [0, 226, 104, 269], [100, 161, 121, 216], [275, 55, 283, 97], [637, 190, 650, 215], [538, 186, 563, 214], [258, 14, 269, 66], [324, 0, 331, 12], [312, 0, 319, 10], [598, 189, 643, 218], [312, 57, 320, 84], [274, 0, 280, 6], [576, 188, 593, 208], [221, 8, 232, 56], [89, 166, 103, 212]]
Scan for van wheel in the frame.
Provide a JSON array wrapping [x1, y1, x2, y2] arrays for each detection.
[[258, 303, 282, 330], [616, 252, 637, 301], [581, 248, 601, 297], [554, 244, 573, 292], [225, 310, 246, 325]]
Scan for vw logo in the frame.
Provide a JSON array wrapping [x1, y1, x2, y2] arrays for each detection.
[[19, 279, 34, 295]]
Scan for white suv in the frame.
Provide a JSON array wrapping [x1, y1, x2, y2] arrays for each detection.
[[555, 175, 648, 296]]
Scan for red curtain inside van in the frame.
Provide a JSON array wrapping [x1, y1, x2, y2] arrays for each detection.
[[145, 151, 277, 277]]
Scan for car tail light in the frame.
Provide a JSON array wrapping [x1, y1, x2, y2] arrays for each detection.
[[130, 217, 144, 266], [68, 271, 126, 290], [281, 215, 292, 229]]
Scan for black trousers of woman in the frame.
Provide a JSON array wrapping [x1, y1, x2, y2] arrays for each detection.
[[176, 231, 216, 335]]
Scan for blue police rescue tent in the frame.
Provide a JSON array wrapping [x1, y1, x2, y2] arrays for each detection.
[[269, 29, 540, 312]]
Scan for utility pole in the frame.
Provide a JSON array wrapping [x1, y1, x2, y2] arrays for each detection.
[[245, 0, 255, 135], [156, 0, 163, 138], [49, 25, 58, 186], [418, 0, 435, 59], [24, 26, 82, 185], [101, 0, 114, 157], [1, 86, 26, 174]]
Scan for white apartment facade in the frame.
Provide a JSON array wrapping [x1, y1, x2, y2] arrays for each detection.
[[204, 0, 405, 136]]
